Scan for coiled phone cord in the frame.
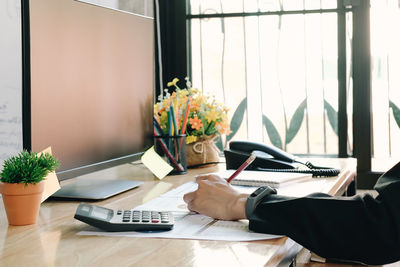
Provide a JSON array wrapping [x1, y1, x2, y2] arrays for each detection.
[[256, 161, 340, 177]]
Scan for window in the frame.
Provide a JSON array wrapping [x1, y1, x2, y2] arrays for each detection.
[[157, 0, 400, 188], [188, 1, 348, 157], [370, 0, 400, 171]]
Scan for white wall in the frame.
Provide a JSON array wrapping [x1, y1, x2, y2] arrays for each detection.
[[0, 0, 23, 169]]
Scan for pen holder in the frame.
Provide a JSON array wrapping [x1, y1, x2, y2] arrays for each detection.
[[154, 134, 187, 175]]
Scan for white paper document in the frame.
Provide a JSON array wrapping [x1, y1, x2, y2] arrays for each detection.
[[77, 182, 281, 241]]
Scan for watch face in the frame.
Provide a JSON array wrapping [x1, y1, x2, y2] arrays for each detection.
[[251, 186, 269, 197]]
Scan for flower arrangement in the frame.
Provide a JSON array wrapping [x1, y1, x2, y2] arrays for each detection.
[[154, 78, 231, 144]]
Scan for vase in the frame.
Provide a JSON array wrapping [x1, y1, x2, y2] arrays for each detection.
[[0, 181, 44, 225], [186, 135, 220, 167]]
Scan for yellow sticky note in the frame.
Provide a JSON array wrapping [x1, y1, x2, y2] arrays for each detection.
[[141, 146, 173, 179], [38, 147, 61, 202]]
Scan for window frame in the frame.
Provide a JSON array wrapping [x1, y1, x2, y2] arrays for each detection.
[[156, 0, 380, 188]]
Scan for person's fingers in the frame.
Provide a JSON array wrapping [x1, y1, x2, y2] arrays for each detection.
[[186, 200, 196, 212], [183, 191, 195, 204], [195, 174, 213, 182], [183, 191, 202, 213], [195, 174, 225, 183]]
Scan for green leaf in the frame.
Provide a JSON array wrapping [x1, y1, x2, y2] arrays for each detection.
[[226, 98, 247, 142], [286, 99, 307, 145], [390, 100, 400, 129], [0, 151, 59, 184], [262, 115, 282, 149], [324, 100, 338, 135]]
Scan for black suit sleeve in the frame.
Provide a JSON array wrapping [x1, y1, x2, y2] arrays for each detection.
[[247, 162, 400, 265]]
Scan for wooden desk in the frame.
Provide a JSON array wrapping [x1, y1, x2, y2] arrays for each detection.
[[0, 159, 356, 266]]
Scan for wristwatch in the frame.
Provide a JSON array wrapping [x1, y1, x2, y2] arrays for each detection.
[[245, 186, 277, 219]]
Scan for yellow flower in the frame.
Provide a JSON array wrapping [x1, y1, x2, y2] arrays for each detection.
[[167, 78, 179, 87], [160, 111, 168, 130], [162, 98, 170, 109], [189, 88, 198, 94], [177, 89, 189, 98], [205, 108, 219, 123], [154, 103, 160, 114], [186, 135, 198, 144]]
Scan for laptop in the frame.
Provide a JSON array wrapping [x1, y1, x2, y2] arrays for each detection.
[[51, 179, 143, 200]]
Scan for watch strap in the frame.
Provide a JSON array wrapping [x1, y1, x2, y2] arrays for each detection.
[[245, 186, 277, 219]]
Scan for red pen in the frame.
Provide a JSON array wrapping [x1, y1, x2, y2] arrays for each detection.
[[226, 153, 257, 183]]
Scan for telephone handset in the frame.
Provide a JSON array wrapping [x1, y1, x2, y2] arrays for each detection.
[[224, 140, 340, 177]]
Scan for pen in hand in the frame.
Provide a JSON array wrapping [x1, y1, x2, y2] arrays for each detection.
[[226, 153, 257, 183]]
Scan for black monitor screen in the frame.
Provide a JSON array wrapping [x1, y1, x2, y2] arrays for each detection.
[[26, 0, 154, 180]]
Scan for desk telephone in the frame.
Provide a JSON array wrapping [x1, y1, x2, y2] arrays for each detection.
[[224, 140, 340, 177]]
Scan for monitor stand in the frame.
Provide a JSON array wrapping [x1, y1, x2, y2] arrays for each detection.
[[50, 179, 143, 200]]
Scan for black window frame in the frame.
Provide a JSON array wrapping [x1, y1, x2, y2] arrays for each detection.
[[155, 0, 381, 188]]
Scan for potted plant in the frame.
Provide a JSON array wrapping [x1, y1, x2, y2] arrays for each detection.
[[0, 151, 59, 225], [154, 77, 231, 167]]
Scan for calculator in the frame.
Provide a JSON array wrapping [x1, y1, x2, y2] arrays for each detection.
[[74, 203, 174, 232]]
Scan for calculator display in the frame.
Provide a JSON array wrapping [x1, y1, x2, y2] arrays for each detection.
[[90, 206, 111, 221]]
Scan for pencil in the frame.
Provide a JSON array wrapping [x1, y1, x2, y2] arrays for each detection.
[[167, 109, 172, 150], [226, 153, 257, 183], [153, 129, 184, 172], [169, 101, 179, 159], [179, 98, 191, 147], [180, 98, 191, 135], [153, 116, 164, 135], [170, 101, 178, 135]]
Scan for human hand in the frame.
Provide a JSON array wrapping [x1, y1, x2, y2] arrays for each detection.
[[183, 174, 248, 220]]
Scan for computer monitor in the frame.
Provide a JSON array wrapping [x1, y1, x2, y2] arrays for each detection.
[[22, 0, 154, 198]]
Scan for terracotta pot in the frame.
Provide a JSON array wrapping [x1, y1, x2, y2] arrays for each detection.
[[186, 135, 220, 167], [0, 181, 44, 226]]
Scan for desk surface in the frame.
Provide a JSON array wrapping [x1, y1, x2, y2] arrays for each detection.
[[0, 158, 356, 267]]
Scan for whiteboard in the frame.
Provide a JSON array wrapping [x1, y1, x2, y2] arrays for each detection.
[[0, 0, 23, 170]]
